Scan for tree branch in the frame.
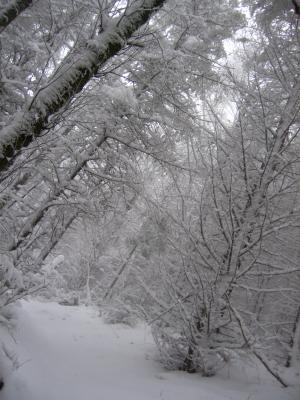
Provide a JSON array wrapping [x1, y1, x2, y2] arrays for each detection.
[[0, 0, 166, 174]]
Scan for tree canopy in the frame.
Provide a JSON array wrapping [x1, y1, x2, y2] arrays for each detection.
[[0, 0, 299, 388]]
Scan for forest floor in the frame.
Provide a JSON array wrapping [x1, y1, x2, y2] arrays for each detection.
[[0, 299, 299, 400]]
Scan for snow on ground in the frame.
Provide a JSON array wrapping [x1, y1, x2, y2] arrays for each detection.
[[1, 299, 299, 400]]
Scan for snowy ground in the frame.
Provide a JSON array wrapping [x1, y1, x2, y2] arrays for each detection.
[[0, 300, 299, 400]]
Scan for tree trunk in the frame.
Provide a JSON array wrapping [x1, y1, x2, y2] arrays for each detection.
[[0, 0, 165, 174], [0, 0, 32, 32], [286, 306, 300, 368]]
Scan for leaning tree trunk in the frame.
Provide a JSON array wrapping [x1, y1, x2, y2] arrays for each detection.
[[9, 133, 107, 252], [0, 0, 32, 32], [0, 0, 166, 173]]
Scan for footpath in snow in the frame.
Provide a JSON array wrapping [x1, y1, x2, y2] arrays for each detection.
[[0, 300, 299, 400]]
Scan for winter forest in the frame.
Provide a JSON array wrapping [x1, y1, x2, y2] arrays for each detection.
[[0, 0, 300, 399]]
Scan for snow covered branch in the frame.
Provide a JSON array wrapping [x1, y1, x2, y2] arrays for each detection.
[[228, 301, 288, 388], [0, 0, 32, 32], [0, 0, 166, 173]]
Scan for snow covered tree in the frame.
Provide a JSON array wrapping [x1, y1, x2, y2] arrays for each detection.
[[0, 0, 299, 389], [127, 6, 300, 381], [0, 0, 32, 31], [0, 0, 166, 172]]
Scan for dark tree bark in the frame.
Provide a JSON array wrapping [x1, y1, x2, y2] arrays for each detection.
[[0, 0, 32, 32], [0, 0, 166, 174], [292, 0, 300, 16]]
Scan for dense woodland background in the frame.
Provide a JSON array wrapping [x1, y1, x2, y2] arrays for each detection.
[[0, 0, 300, 387]]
